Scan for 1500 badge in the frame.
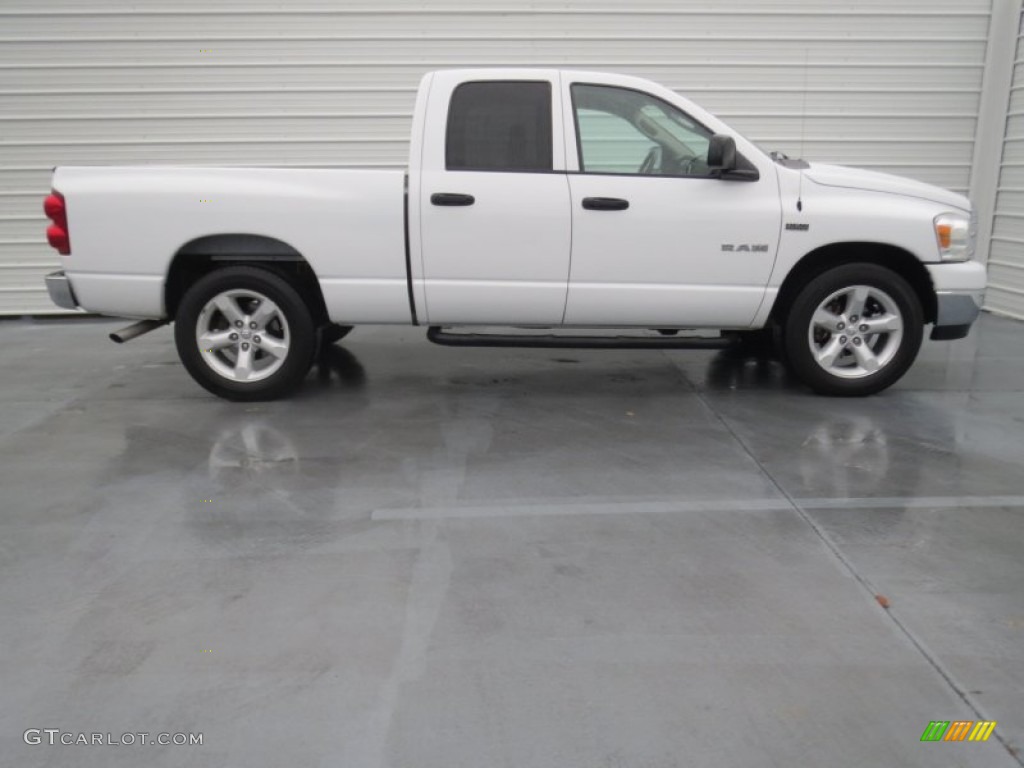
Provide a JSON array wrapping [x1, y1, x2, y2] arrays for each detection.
[[721, 244, 769, 252]]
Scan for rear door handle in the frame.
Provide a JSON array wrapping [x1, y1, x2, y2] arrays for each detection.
[[431, 192, 475, 207], [582, 197, 630, 211]]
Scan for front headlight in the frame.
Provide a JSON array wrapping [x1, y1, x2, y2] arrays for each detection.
[[934, 211, 975, 262]]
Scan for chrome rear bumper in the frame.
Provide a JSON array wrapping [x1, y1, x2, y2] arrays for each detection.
[[45, 271, 78, 310]]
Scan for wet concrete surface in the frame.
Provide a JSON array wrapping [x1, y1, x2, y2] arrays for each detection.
[[1, 313, 1022, 767]]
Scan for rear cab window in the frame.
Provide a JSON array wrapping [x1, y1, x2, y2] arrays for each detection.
[[446, 81, 553, 172]]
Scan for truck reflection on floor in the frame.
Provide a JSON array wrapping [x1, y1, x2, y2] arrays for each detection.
[[99, 340, 957, 553], [208, 421, 300, 485], [797, 416, 891, 499], [698, 345, 947, 509]]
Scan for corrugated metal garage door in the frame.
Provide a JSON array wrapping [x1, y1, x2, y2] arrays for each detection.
[[0, 0, 991, 315], [989, 9, 1024, 320]]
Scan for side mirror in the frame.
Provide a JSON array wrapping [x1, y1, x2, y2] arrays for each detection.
[[707, 134, 737, 171]]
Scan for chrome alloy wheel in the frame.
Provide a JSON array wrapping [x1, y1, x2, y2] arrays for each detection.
[[195, 289, 290, 382], [807, 284, 904, 379]]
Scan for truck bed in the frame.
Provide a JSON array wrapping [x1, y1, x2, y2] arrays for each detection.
[[53, 166, 411, 322]]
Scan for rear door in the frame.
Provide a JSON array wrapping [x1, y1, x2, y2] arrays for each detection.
[[414, 72, 572, 325]]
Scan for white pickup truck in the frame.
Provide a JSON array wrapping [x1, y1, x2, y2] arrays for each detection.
[[43, 68, 985, 400]]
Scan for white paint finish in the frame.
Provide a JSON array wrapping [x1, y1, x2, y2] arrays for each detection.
[[558, 70, 781, 328], [415, 172, 572, 325], [52, 166, 409, 323], [762, 163, 975, 307], [806, 164, 971, 210], [413, 70, 572, 325], [48, 67, 988, 338], [0, 0, 992, 315], [319, 279, 412, 325], [419, 278, 570, 327], [564, 284, 774, 329], [564, 173, 781, 328], [926, 261, 989, 293], [66, 273, 164, 319], [751, 157, 988, 324], [405, 72, 433, 321]]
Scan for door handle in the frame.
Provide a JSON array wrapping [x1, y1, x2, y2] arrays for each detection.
[[431, 192, 475, 207], [582, 197, 629, 211]]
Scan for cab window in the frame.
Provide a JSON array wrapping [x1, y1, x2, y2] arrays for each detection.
[[571, 84, 713, 177], [446, 81, 553, 172]]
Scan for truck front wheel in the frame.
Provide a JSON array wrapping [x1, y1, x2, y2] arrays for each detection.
[[782, 263, 923, 396], [174, 266, 317, 401]]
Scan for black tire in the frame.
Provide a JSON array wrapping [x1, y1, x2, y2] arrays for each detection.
[[782, 263, 923, 396], [174, 266, 317, 401]]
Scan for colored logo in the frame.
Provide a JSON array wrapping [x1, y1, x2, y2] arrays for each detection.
[[921, 720, 997, 742]]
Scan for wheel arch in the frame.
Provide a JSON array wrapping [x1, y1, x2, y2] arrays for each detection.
[[769, 242, 937, 325], [165, 233, 328, 323]]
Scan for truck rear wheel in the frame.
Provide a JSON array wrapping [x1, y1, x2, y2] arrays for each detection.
[[782, 263, 923, 396], [174, 266, 316, 401]]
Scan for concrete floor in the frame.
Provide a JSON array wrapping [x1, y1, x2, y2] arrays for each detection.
[[1, 313, 1023, 768]]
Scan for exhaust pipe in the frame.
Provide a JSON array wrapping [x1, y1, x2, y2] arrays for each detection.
[[109, 319, 167, 344]]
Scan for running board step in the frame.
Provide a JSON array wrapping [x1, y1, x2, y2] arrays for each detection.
[[426, 326, 736, 350]]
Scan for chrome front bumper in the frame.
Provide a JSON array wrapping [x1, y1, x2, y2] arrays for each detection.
[[45, 271, 78, 310]]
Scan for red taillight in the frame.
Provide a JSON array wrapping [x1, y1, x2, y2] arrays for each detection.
[[46, 225, 70, 254], [43, 190, 70, 255], [43, 193, 64, 221]]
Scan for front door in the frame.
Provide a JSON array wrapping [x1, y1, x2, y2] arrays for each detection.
[[564, 82, 781, 328]]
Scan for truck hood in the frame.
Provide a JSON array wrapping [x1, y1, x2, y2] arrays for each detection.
[[804, 163, 970, 211]]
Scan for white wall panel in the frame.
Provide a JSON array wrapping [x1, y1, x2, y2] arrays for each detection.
[[990, 11, 1024, 320], [0, 0, 992, 314]]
